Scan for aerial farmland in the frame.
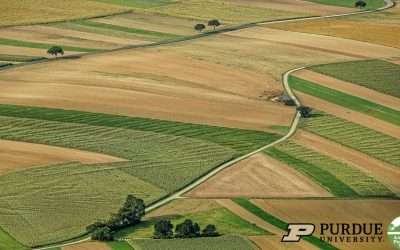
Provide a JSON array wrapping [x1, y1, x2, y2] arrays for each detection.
[[0, 0, 399, 250]]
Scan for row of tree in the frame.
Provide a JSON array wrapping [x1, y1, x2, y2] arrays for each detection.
[[153, 219, 219, 239], [86, 195, 145, 241], [194, 19, 221, 32]]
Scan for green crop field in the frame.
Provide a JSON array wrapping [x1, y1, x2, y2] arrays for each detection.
[[311, 60, 400, 98], [73, 20, 183, 41], [0, 227, 27, 250], [131, 236, 256, 250], [301, 112, 400, 167], [0, 38, 101, 53], [306, 0, 385, 9], [233, 198, 337, 250], [289, 76, 400, 126], [0, 54, 45, 62], [117, 207, 268, 239], [108, 241, 135, 250], [0, 104, 279, 247], [265, 141, 393, 197]]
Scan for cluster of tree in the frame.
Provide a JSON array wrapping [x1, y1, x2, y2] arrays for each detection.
[[194, 19, 221, 32], [297, 106, 313, 118], [153, 219, 219, 239], [86, 195, 145, 241], [355, 0, 367, 8], [47, 46, 64, 57]]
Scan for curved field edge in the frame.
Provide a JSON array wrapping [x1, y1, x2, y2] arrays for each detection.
[[0, 104, 279, 247]]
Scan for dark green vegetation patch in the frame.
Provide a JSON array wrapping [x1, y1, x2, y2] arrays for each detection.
[[311, 60, 400, 98], [233, 198, 338, 250], [289, 75, 400, 126]]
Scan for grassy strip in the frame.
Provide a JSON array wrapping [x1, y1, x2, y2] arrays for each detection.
[[289, 75, 400, 126], [301, 112, 400, 167], [0, 227, 28, 250], [0, 54, 46, 62], [131, 236, 255, 250], [265, 141, 393, 197], [0, 38, 101, 52], [91, 0, 175, 8], [0, 104, 279, 156], [265, 147, 358, 197], [306, 0, 385, 9], [108, 241, 134, 250], [74, 20, 183, 40], [311, 60, 400, 98], [233, 198, 338, 250], [0, 62, 13, 68], [116, 207, 268, 239]]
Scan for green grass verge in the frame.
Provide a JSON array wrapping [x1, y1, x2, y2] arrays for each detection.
[[289, 75, 400, 126], [0, 227, 28, 250], [306, 0, 385, 9], [0, 38, 101, 52], [0, 62, 13, 68], [311, 59, 400, 98], [233, 198, 338, 250], [91, 0, 175, 8], [265, 141, 393, 197], [74, 20, 183, 40], [108, 241, 134, 250], [117, 207, 268, 239], [301, 112, 400, 167], [131, 236, 256, 250], [0, 54, 45, 62]]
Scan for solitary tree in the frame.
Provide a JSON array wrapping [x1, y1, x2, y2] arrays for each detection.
[[208, 19, 221, 30], [202, 224, 219, 237], [153, 220, 174, 239], [194, 23, 206, 32], [297, 106, 313, 118], [47, 46, 64, 57], [355, 0, 367, 8], [175, 219, 200, 238], [91, 226, 113, 241]]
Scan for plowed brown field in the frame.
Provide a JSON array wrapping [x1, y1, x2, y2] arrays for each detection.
[[63, 241, 111, 250]]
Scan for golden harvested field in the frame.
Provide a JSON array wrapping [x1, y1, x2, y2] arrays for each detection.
[[294, 130, 400, 194], [229, 27, 400, 58], [94, 12, 199, 36], [187, 153, 332, 198], [0, 0, 129, 27], [0, 45, 62, 57], [226, 0, 353, 15], [252, 199, 400, 250], [63, 241, 111, 250], [293, 70, 400, 110], [0, 139, 124, 176], [269, 5, 400, 48], [0, 48, 294, 131]]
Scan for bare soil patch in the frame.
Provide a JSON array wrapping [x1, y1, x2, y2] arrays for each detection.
[[294, 130, 400, 194], [0, 49, 294, 131], [294, 70, 400, 110], [0, 139, 124, 176], [187, 153, 331, 198], [296, 92, 400, 138], [63, 241, 111, 250], [229, 27, 400, 58], [252, 199, 400, 250]]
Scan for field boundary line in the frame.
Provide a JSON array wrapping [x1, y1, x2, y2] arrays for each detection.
[[30, 0, 394, 248]]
